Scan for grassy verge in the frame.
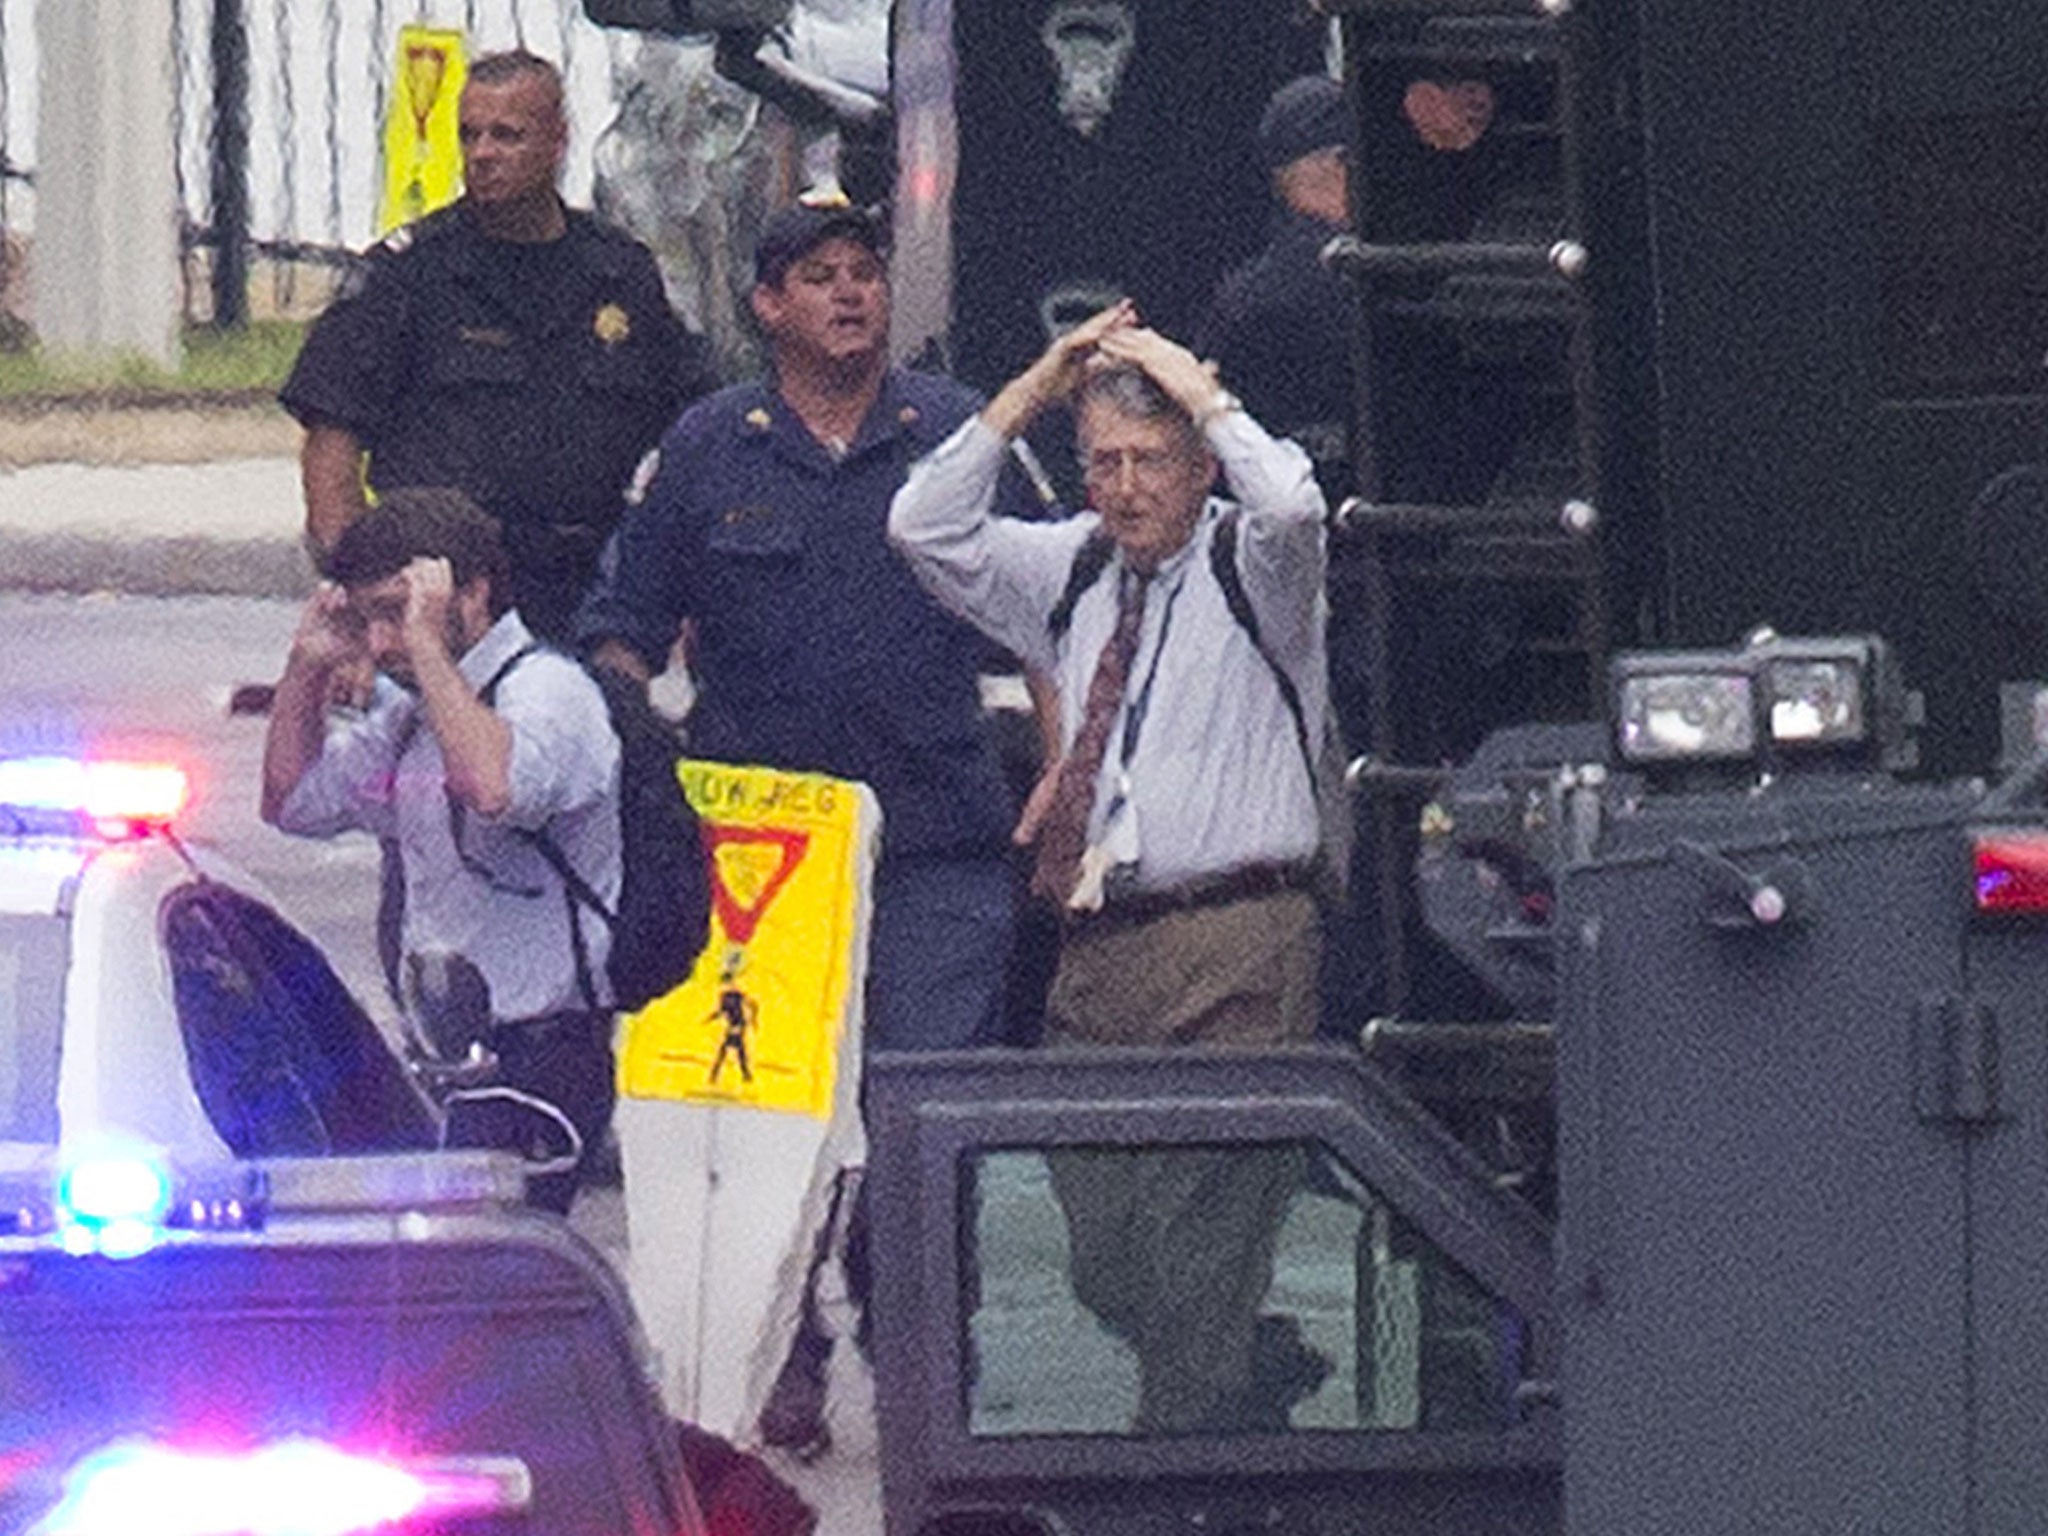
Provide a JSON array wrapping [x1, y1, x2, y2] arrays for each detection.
[[0, 321, 306, 403]]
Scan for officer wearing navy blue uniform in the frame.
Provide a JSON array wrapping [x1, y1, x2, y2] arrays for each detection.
[[280, 50, 709, 641], [1197, 75, 1356, 502], [580, 204, 1033, 1054]]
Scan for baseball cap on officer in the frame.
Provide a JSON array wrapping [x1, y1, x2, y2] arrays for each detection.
[[753, 202, 889, 287], [1258, 75, 1347, 173]]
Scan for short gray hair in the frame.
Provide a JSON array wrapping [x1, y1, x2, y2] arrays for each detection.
[[1074, 364, 1201, 454]]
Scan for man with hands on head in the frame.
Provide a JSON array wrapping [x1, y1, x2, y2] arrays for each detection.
[[890, 301, 1329, 1041], [888, 304, 1333, 1432], [262, 489, 622, 1214]]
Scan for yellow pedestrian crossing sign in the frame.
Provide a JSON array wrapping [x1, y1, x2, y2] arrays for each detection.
[[379, 27, 467, 235], [619, 762, 878, 1120]]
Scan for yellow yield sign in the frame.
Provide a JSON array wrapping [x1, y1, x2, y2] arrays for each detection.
[[379, 27, 467, 235], [619, 762, 878, 1120]]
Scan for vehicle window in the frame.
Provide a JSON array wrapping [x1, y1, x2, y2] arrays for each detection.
[[0, 913, 68, 1143], [964, 1143, 1527, 1438], [161, 883, 436, 1157]]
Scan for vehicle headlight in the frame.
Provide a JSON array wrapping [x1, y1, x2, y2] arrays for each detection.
[[1612, 633, 1911, 774], [1615, 669, 1758, 763], [1768, 658, 1865, 744], [1759, 635, 1887, 751]]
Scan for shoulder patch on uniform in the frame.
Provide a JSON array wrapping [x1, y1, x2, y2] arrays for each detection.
[[626, 447, 662, 506], [375, 204, 463, 258]]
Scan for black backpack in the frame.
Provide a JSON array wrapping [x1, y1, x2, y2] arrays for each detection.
[[480, 647, 712, 1013]]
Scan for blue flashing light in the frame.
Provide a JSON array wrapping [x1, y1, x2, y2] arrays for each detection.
[[59, 1157, 173, 1226], [55, 1153, 174, 1260]]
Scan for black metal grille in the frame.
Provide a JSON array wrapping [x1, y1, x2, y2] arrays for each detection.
[[0, 0, 636, 331]]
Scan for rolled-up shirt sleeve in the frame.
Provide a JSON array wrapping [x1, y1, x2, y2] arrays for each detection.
[[273, 691, 409, 841], [1207, 407, 1327, 664], [483, 657, 620, 833], [889, 417, 1091, 675]]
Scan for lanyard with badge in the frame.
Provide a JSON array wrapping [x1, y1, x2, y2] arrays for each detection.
[[1071, 568, 1189, 910]]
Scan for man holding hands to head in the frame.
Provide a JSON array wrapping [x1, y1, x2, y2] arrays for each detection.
[[889, 307, 1331, 1432], [261, 490, 622, 1214], [890, 302, 1328, 1045]]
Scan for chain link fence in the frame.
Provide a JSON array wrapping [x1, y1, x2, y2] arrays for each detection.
[[0, 0, 644, 336]]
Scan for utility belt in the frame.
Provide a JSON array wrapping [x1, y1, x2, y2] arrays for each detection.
[[1061, 860, 1316, 938]]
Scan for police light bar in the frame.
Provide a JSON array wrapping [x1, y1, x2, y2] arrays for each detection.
[[1, 1152, 264, 1258], [30, 1439, 530, 1536], [0, 756, 189, 831]]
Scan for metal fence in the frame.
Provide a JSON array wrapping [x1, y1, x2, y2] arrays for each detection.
[[0, 0, 643, 329]]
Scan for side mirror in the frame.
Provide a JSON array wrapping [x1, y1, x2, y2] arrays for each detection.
[[406, 949, 494, 1066]]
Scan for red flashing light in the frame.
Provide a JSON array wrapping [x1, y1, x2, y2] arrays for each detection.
[[1973, 831, 2048, 913], [0, 757, 187, 828], [35, 1439, 529, 1534]]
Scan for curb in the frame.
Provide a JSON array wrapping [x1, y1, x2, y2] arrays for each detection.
[[0, 531, 312, 601], [0, 403, 300, 470], [0, 455, 310, 601]]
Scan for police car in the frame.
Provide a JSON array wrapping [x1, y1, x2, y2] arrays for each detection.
[[0, 754, 705, 1536]]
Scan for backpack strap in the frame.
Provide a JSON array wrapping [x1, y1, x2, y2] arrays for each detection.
[[379, 643, 544, 1013], [520, 825, 609, 1014], [1047, 530, 1117, 646], [1208, 511, 1316, 794], [470, 643, 610, 1014], [477, 643, 542, 704]]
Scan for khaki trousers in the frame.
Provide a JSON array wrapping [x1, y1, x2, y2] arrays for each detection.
[[1044, 889, 1319, 1432], [1045, 888, 1320, 1049]]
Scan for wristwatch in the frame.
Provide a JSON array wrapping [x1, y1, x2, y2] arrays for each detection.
[[1198, 388, 1242, 427]]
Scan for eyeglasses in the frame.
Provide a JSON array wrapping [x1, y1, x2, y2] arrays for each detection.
[[1081, 446, 1187, 486]]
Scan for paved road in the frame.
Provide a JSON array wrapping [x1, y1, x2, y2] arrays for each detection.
[[0, 591, 380, 1002], [0, 459, 309, 599]]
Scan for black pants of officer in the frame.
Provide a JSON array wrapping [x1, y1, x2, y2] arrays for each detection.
[[445, 1011, 616, 1215]]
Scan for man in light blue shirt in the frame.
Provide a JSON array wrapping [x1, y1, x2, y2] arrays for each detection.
[[262, 488, 621, 1211], [890, 308, 1333, 1432], [890, 302, 1328, 1044]]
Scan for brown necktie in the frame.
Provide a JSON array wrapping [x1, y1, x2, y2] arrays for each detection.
[[1033, 568, 1149, 905]]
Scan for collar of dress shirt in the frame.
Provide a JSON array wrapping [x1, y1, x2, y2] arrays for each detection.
[[456, 609, 540, 694]]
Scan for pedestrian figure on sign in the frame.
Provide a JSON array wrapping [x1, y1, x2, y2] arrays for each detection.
[[710, 949, 758, 1084]]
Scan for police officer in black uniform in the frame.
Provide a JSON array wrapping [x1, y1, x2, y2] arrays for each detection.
[[1198, 75, 1357, 504], [281, 49, 712, 641]]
